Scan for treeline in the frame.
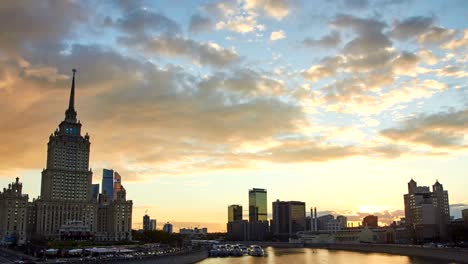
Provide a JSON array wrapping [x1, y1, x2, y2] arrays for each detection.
[[131, 230, 186, 246]]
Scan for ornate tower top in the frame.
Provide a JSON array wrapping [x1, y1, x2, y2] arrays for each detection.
[[65, 69, 77, 123]]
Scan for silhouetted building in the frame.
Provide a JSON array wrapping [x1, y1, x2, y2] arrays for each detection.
[[163, 222, 173, 233], [96, 174, 132, 241], [249, 188, 267, 222], [272, 200, 306, 241], [404, 179, 450, 243], [337, 215, 347, 229], [150, 219, 157, 230], [249, 221, 270, 241], [91, 184, 100, 200], [102, 169, 114, 202], [143, 214, 150, 231], [227, 220, 249, 241], [363, 215, 378, 228], [228, 205, 243, 222], [317, 214, 334, 231], [462, 209, 468, 226], [0, 177, 30, 245]]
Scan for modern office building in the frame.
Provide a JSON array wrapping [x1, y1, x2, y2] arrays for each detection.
[[91, 184, 100, 200], [163, 222, 173, 234], [228, 205, 243, 222], [272, 200, 306, 241], [249, 188, 267, 222], [113, 172, 123, 201], [150, 219, 157, 230], [0, 177, 30, 245], [404, 179, 450, 242], [336, 215, 348, 229], [102, 169, 114, 202], [363, 215, 378, 227], [143, 214, 151, 231], [317, 214, 334, 231]]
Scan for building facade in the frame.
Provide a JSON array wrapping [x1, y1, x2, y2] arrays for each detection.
[[143, 214, 150, 231], [36, 70, 97, 240], [272, 200, 306, 241], [0, 178, 30, 245], [228, 205, 243, 222], [102, 169, 114, 202], [249, 188, 267, 222], [33, 70, 132, 242], [404, 179, 450, 243], [363, 215, 378, 227], [163, 223, 173, 233]]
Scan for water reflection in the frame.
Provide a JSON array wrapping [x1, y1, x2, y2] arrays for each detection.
[[198, 247, 452, 264]]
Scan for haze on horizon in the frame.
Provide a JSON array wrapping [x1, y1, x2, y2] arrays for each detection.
[[0, 0, 467, 232]]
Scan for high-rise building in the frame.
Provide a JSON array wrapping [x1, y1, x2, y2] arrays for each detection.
[[363, 215, 378, 227], [228, 205, 243, 222], [102, 169, 114, 202], [404, 179, 450, 242], [163, 222, 173, 234], [0, 177, 30, 245], [249, 188, 267, 222], [143, 214, 150, 231], [272, 200, 306, 241], [95, 175, 132, 241], [36, 70, 97, 239], [150, 219, 157, 230], [462, 209, 468, 226], [34, 70, 132, 241], [91, 184, 100, 200], [113, 172, 123, 201]]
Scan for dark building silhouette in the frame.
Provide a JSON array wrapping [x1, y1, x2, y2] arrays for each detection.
[[363, 215, 378, 228], [143, 214, 150, 231], [272, 200, 306, 241], [228, 205, 243, 222]]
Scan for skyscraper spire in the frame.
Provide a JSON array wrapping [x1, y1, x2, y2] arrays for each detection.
[[65, 69, 77, 122], [69, 69, 76, 110]]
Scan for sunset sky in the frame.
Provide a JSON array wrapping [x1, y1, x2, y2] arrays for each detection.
[[0, 0, 467, 232]]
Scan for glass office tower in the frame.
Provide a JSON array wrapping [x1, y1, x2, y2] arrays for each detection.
[[228, 205, 243, 222], [249, 188, 267, 222], [102, 169, 114, 201]]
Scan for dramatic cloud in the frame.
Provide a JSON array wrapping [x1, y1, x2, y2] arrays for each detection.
[[0, 0, 87, 55], [244, 0, 293, 20], [116, 8, 181, 35], [188, 14, 213, 33], [390, 16, 434, 40], [302, 31, 341, 48], [121, 35, 240, 67], [381, 109, 468, 148]]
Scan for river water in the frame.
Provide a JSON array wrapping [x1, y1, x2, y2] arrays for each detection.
[[197, 247, 455, 264]]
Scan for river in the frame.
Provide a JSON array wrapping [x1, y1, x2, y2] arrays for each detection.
[[197, 247, 457, 264]]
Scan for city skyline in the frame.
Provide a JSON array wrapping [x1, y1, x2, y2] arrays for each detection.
[[0, 0, 467, 232]]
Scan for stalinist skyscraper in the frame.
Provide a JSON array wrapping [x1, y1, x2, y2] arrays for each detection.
[[36, 69, 98, 239]]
